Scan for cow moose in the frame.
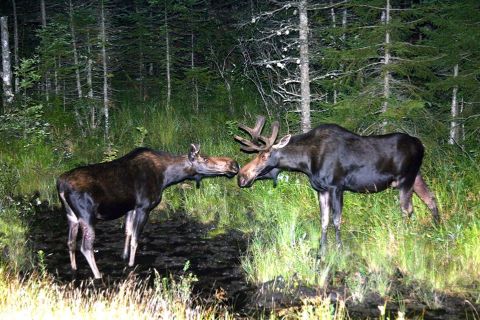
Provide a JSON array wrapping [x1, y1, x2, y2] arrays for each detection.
[[57, 145, 239, 278], [235, 116, 440, 253]]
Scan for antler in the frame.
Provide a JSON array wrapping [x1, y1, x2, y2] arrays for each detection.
[[238, 115, 265, 143], [259, 120, 279, 148], [234, 116, 280, 152]]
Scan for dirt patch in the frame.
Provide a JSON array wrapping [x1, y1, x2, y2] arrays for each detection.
[[30, 209, 253, 310], [29, 208, 479, 319]]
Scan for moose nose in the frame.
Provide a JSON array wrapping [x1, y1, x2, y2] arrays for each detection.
[[231, 161, 239, 173], [238, 175, 249, 188]]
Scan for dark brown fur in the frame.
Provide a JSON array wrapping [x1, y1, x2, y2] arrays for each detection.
[[57, 146, 238, 278]]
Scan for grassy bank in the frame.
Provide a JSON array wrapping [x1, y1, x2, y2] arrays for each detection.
[[0, 98, 479, 318], [0, 267, 235, 320]]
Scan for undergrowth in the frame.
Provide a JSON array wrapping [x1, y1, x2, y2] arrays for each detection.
[[0, 96, 479, 317]]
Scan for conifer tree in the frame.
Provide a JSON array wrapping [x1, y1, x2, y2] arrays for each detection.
[[420, 0, 480, 146]]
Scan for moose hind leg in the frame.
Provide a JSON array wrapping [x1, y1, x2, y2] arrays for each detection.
[[67, 220, 79, 271], [318, 191, 330, 256], [60, 192, 79, 272], [331, 188, 343, 249], [413, 174, 440, 224], [79, 221, 101, 279], [122, 210, 135, 260]]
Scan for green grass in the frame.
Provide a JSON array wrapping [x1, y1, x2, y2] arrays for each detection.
[[236, 151, 480, 307], [0, 208, 31, 272]]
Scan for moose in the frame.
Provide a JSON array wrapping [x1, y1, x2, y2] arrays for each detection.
[[235, 116, 440, 253], [57, 145, 239, 279]]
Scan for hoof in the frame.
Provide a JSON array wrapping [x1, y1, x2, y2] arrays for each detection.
[[90, 277, 107, 289], [316, 249, 327, 261]]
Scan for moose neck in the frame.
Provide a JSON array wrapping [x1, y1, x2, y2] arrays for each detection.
[[275, 144, 312, 177], [161, 155, 196, 189]]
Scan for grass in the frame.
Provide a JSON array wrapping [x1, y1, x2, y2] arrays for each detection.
[[0, 268, 235, 320], [0, 269, 348, 319], [0, 207, 31, 272], [0, 96, 479, 318], [237, 150, 480, 307]]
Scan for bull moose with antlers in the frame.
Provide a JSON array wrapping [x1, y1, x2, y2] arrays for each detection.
[[57, 145, 239, 278], [235, 116, 440, 253]]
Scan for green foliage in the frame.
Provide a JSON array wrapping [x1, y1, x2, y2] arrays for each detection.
[[0, 160, 19, 203], [15, 57, 41, 92], [1, 56, 49, 146], [134, 126, 148, 147], [0, 103, 50, 145], [0, 207, 30, 272], [153, 261, 198, 307], [102, 145, 119, 162], [0, 161, 32, 272]]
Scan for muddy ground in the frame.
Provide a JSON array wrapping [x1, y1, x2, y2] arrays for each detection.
[[29, 208, 479, 319]]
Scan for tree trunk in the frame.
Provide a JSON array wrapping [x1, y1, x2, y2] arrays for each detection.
[[63, 79, 66, 110], [381, 0, 391, 120], [449, 64, 459, 145], [1, 16, 14, 110], [41, 0, 50, 101], [69, 0, 82, 99], [330, 1, 336, 28], [68, 0, 84, 134], [136, 4, 145, 102], [11, 0, 19, 94], [100, 0, 109, 141], [191, 32, 199, 113], [139, 39, 145, 101], [86, 31, 95, 129], [330, 0, 338, 104], [460, 97, 464, 143], [298, 0, 311, 133], [86, 32, 94, 100], [225, 77, 233, 115], [164, 4, 171, 111], [40, 0, 46, 27], [54, 57, 59, 95]]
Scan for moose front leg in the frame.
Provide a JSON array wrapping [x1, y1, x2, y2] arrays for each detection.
[[318, 190, 330, 256], [128, 208, 149, 267]]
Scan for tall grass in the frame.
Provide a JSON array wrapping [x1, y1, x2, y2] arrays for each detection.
[[0, 268, 349, 319], [0, 208, 31, 272], [1, 94, 479, 316], [238, 149, 480, 306], [0, 268, 234, 320]]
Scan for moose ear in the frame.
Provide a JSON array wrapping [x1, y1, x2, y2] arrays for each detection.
[[188, 144, 200, 162], [272, 134, 291, 150]]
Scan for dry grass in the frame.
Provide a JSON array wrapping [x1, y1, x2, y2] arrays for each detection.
[[0, 269, 232, 320]]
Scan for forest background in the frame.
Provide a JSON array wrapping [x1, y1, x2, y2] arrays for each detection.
[[0, 0, 479, 319]]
